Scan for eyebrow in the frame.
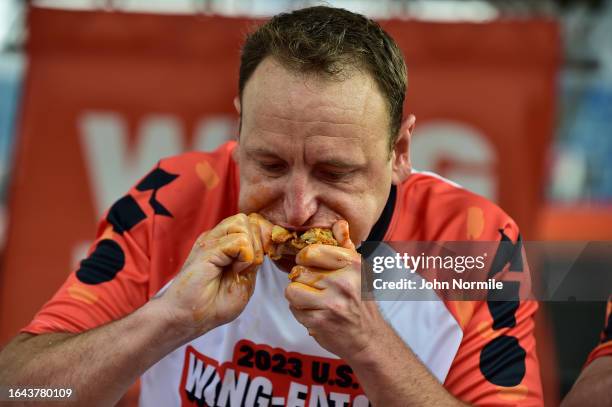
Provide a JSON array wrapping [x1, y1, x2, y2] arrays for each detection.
[[246, 147, 364, 168], [246, 147, 278, 157], [316, 158, 363, 169], [246, 147, 283, 160]]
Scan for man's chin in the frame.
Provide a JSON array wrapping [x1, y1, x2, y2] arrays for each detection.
[[271, 256, 296, 273]]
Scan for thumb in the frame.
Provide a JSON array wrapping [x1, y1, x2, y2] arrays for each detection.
[[332, 220, 356, 251]]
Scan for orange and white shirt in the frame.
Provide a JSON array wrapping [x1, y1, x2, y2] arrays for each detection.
[[22, 141, 543, 406]]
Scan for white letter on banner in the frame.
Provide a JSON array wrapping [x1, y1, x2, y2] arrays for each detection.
[[79, 111, 183, 216], [411, 121, 497, 201], [287, 381, 308, 407], [193, 116, 237, 152]]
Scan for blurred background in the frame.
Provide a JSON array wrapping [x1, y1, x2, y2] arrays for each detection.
[[0, 0, 611, 405]]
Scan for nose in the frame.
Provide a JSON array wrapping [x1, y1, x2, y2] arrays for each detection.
[[283, 172, 317, 226]]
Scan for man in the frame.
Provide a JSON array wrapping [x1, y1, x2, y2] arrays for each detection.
[[0, 6, 542, 406], [562, 297, 612, 406]]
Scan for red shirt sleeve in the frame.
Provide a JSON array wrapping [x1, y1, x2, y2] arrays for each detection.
[[444, 300, 542, 406], [20, 142, 239, 336], [392, 174, 543, 405], [20, 164, 165, 334], [443, 222, 543, 406]]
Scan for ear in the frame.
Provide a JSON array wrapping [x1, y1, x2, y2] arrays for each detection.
[[232, 96, 241, 162], [233, 96, 241, 115], [233, 96, 243, 139], [391, 114, 416, 185], [232, 142, 240, 164]]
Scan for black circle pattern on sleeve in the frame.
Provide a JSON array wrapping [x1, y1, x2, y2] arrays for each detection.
[[76, 239, 125, 285]]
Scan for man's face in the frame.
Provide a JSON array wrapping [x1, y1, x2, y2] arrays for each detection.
[[236, 57, 394, 249]]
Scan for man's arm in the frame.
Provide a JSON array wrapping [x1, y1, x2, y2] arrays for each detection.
[[0, 213, 270, 405], [288, 284, 464, 406], [286, 221, 465, 406], [563, 296, 612, 407], [0, 299, 187, 406], [561, 356, 612, 407], [345, 314, 465, 406]]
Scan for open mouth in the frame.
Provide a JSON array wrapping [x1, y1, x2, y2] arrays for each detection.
[[265, 225, 339, 273], [269, 226, 338, 256]]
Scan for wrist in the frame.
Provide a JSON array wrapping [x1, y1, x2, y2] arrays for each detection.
[[141, 298, 211, 347], [344, 320, 393, 369]]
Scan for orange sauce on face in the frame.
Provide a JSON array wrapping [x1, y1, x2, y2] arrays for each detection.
[[243, 185, 274, 211]]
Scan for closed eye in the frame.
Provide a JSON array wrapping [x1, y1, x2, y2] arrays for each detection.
[[316, 169, 356, 183], [259, 161, 287, 176]]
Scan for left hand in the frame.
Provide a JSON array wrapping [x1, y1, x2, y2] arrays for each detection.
[[285, 220, 385, 361]]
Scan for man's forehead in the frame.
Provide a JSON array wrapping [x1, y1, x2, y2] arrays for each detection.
[[241, 58, 388, 130], [245, 141, 367, 166]]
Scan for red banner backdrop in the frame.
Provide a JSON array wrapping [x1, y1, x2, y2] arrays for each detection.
[[0, 5, 558, 386]]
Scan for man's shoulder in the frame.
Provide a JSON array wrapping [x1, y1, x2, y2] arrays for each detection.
[[157, 140, 237, 176], [403, 170, 503, 213], [152, 140, 238, 194], [128, 141, 239, 230], [394, 170, 519, 241]]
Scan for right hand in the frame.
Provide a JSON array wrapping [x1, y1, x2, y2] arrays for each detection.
[[158, 213, 272, 339]]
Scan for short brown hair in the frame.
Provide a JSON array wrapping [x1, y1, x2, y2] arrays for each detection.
[[239, 6, 407, 148]]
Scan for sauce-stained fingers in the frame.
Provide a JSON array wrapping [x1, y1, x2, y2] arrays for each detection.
[[332, 220, 356, 251], [205, 213, 251, 240], [285, 282, 325, 310], [296, 244, 356, 269], [288, 265, 332, 290], [290, 265, 360, 298], [230, 263, 258, 294], [203, 232, 256, 272], [248, 213, 273, 253], [248, 216, 264, 265]]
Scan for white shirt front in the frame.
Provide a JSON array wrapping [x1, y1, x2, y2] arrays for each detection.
[[140, 255, 463, 407]]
